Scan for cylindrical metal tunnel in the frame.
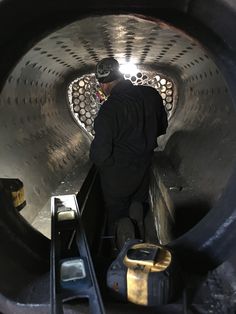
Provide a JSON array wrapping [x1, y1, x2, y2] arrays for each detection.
[[0, 1, 236, 313]]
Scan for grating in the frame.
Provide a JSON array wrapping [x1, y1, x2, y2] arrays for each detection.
[[68, 71, 176, 136]]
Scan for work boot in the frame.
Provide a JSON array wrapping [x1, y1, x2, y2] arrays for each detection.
[[115, 217, 135, 251], [129, 201, 144, 239]]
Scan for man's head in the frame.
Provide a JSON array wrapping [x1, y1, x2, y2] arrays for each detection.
[[95, 57, 123, 95]]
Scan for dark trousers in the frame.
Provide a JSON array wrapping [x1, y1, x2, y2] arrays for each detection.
[[99, 160, 151, 235]]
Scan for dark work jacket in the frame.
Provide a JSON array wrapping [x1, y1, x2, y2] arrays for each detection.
[[90, 79, 168, 170]]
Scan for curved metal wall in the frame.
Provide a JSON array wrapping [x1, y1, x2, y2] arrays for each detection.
[[0, 0, 236, 310], [0, 59, 91, 221], [1, 12, 236, 223]]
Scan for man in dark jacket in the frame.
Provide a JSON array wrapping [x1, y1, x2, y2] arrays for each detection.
[[90, 58, 167, 247]]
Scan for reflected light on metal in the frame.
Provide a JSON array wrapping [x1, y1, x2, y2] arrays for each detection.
[[119, 62, 138, 75]]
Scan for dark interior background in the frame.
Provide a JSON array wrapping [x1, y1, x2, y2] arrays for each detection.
[[0, 0, 236, 312]]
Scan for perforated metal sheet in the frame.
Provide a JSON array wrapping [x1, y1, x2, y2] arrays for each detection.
[[23, 15, 211, 75], [68, 70, 176, 136], [0, 14, 236, 223]]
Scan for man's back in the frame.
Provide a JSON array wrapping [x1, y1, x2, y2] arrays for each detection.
[[90, 79, 167, 168]]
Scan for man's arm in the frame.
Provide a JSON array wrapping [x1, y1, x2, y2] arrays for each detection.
[[89, 105, 114, 168]]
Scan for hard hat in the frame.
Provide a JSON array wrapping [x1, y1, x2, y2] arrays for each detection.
[[95, 57, 122, 83]]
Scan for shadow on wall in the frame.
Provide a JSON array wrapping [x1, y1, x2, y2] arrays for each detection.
[[150, 149, 211, 244], [173, 197, 211, 237], [164, 127, 236, 207]]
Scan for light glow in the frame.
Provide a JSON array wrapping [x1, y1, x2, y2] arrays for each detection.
[[119, 62, 138, 75]]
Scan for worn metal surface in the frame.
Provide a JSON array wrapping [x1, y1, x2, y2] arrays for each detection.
[[1, 14, 236, 225], [0, 46, 91, 222], [0, 1, 235, 313], [32, 160, 92, 238]]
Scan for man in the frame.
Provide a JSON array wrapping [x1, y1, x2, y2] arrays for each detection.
[[90, 57, 168, 249]]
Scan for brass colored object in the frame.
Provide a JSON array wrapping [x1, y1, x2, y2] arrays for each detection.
[[12, 187, 25, 209], [0, 178, 26, 211], [127, 267, 148, 305], [124, 243, 172, 305], [124, 243, 172, 272], [107, 240, 176, 306]]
